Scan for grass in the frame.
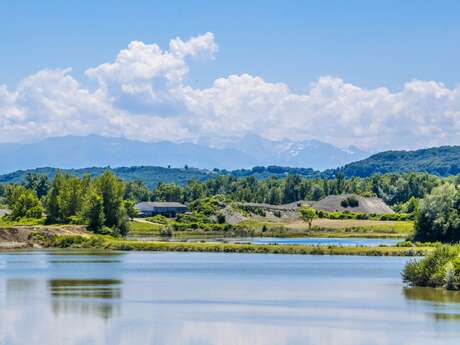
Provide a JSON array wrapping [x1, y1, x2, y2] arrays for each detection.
[[128, 220, 163, 235], [235, 219, 414, 238], [0, 217, 45, 226], [35, 234, 433, 256]]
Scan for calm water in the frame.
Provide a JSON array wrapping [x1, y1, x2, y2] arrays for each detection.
[[128, 236, 401, 247], [1, 251, 460, 345], [248, 237, 400, 246]]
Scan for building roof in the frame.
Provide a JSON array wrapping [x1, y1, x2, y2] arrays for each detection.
[[135, 202, 187, 211]]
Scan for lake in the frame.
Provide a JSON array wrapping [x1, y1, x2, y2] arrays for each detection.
[[247, 237, 400, 246], [1, 251, 460, 345], [128, 236, 401, 247]]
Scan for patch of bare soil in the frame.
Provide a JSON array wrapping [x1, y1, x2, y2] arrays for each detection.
[[0, 225, 88, 249]]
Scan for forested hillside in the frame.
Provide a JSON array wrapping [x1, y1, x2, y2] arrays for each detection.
[[336, 146, 460, 177], [0, 166, 214, 189], [0, 166, 319, 188], [2, 146, 460, 189]]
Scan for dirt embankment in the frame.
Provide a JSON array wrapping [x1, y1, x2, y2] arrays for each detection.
[[0, 225, 88, 250]]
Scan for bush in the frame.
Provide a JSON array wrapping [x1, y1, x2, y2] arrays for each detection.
[[145, 215, 169, 224], [341, 196, 359, 208], [402, 245, 460, 289], [216, 213, 226, 224]]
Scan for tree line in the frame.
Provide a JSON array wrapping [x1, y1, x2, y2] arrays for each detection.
[[2, 171, 136, 236], [1, 170, 460, 241], [128, 172, 446, 208]]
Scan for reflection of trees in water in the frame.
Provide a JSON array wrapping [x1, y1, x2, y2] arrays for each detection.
[[403, 287, 460, 304], [6, 279, 39, 304], [48, 279, 122, 320], [404, 287, 460, 321]]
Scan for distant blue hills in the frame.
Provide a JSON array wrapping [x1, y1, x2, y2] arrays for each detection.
[[0, 135, 369, 174], [1, 136, 459, 188]]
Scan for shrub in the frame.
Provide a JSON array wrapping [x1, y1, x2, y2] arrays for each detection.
[[402, 245, 460, 289], [146, 215, 169, 224], [341, 196, 359, 208], [216, 213, 226, 224]]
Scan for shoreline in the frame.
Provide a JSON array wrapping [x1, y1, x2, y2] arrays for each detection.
[[0, 226, 426, 256], [25, 234, 431, 256]]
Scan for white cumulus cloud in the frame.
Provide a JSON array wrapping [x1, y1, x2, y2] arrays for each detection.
[[1, 32, 460, 151]]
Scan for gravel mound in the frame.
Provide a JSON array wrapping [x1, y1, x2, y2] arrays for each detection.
[[311, 194, 394, 214]]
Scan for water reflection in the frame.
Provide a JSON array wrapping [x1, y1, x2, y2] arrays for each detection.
[[48, 279, 122, 320], [433, 313, 460, 321], [6, 278, 38, 304], [404, 287, 460, 321], [3, 253, 460, 345], [403, 287, 460, 304]]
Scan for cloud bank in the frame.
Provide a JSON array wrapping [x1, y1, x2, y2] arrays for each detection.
[[1, 32, 459, 150]]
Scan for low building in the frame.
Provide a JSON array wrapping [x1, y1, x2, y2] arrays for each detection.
[[135, 202, 188, 217]]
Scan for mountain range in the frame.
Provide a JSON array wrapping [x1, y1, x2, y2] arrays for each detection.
[[0, 135, 369, 174]]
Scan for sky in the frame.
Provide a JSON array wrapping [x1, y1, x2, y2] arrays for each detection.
[[1, 0, 460, 151]]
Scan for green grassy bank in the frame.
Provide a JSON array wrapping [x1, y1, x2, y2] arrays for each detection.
[[127, 219, 414, 239], [30, 233, 432, 256]]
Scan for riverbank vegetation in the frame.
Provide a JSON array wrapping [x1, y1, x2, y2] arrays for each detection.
[[1, 170, 459, 241], [1, 171, 133, 236], [400, 182, 460, 291], [403, 245, 460, 290], [29, 233, 431, 256]]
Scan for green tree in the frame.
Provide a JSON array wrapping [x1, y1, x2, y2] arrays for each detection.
[[6, 185, 43, 220], [23, 173, 50, 198], [124, 180, 151, 201], [124, 199, 139, 219], [94, 171, 129, 236], [84, 190, 105, 231], [45, 172, 87, 224], [153, 183, 183, 202], [299, 206, 317, 230], [413, 184, 460, 243], [45, 171, 64, 223]]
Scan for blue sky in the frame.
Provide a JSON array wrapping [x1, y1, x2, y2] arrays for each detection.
[[2, 0, 460, 91], [1, 1, 460, 150]]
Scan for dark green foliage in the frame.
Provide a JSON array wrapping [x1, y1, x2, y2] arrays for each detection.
[[84, 191, 105, 231], [23, 173, 49, 198], [45, 171, 89, 224], [413, 184, 460, 243], [0, 165, 447, 208], [124, 199, 138, 219], [336, 146, 460, 177], [188, 195, 225, 215], [216, 213, 226, 224], [123, 180, 151, 201], [341, 196, 359, 208], [402, 245, 460, 289], [94, 171, 129, 236], [39, 170, 130, 236], [153, 182, 183, 202], [0, 166, 214, 189], [5, 185, 44, 220]]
